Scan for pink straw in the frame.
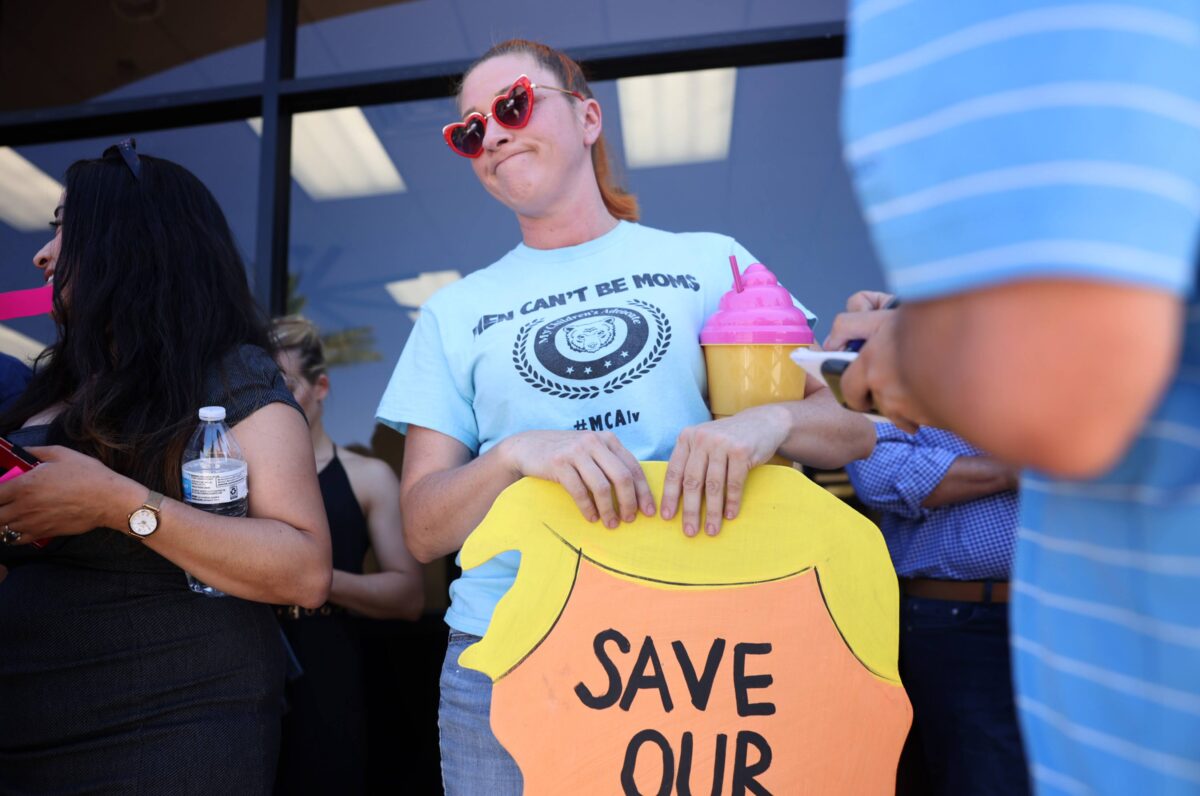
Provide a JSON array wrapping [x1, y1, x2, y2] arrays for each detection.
[[729, 255, 744, 293]]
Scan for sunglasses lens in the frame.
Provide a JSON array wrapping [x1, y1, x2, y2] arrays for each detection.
[[451, 117, 485, 156], [494, 84, 530, 128]]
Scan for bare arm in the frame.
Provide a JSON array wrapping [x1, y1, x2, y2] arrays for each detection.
[[898, 281, 1182, 477], [828, 281, 1182, 477], [922, 455, 1019, 508], [328, 453, 425, 620], [400, 427, 521, 564], [3, 403, 331, 607], [778, 379, 876, 468]]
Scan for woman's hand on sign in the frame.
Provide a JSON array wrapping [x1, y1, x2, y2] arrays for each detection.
[[500, 430, 656, 528], [661, 409, 789, 538]]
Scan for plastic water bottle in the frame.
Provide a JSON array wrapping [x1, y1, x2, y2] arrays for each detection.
[[181, 406, 248, 596]]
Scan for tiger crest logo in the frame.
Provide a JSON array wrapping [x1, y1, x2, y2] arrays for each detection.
[[563, 318, 617, 354], [512, 301, 672, 399]]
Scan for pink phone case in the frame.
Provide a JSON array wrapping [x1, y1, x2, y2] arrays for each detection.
[[0, 437, 48, 548]]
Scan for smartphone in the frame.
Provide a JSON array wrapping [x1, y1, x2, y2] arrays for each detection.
[[0, 435, 39, 474], [0, 436, 48, 548], [821, 358, 882, 416]]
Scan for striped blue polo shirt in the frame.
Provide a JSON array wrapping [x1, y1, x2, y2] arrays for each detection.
[[843, 2, 1200, 793]]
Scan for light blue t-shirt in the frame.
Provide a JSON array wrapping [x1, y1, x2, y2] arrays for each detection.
[[845, 2, 1200, 793], [377, 221, 814, 636]]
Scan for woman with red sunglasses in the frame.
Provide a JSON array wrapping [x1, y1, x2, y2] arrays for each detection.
[[377, 39, 873, 795]]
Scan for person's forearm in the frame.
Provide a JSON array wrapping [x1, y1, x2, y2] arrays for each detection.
[[895, 285, 1181, 477], [767, 389, 876, 469], [896, 301, 1023, 456], [922, 456, 1018, 508], [329, 569, 424, 620], [101, 475, 331, 607], [402, 445, 522, 563]]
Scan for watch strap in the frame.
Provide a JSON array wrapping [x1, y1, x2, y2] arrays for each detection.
[[144, 490, 165, 512]]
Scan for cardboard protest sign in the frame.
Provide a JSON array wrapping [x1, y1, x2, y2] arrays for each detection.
[[461, 462, 911, 795]]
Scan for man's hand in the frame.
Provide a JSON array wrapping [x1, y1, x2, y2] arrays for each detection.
[[825, 294, 928, 433]]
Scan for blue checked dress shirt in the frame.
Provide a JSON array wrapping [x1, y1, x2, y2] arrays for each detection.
[[845, 423, 1017, 581]]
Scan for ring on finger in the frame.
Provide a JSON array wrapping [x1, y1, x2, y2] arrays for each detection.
[[1, 524, 21, 545]]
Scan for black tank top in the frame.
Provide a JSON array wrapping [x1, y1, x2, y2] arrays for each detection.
[[275, 447, 371, 795], [319, 447, 370, 574]]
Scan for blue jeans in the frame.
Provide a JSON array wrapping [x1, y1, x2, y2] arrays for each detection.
[[899, 596, 1031, 796], [439, 631, 523, 796]]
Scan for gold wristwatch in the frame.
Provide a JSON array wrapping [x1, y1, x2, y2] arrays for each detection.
[[127, 490, 165, 539]]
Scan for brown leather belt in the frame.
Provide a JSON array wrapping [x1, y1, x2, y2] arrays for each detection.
[[275, 603, 347, 620], [900, 578, 1009, 604]]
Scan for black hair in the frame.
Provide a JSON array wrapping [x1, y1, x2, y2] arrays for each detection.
[[0, 148, 272, 497]]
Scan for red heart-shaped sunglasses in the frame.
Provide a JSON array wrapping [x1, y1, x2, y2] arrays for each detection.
[[442, 74, 585, 158]]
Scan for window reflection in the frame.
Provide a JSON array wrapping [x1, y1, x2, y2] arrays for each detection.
[[618, 68, 737, 168], [296, 0, 845, 78], [0, 123, 260, 360], [250, 109, 407, 201]]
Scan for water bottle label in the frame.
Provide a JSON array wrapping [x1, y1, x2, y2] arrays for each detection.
[[182, 463, 248, 505]]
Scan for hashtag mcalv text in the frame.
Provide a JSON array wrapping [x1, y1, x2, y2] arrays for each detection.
[[573, 408, 642, 432]]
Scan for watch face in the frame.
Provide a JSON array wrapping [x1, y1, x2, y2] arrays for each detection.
[[129, 508, 158, 537]]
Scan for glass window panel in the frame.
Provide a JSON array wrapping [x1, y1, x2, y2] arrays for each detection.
[[0, 0, 264, 112], [296, 0, 844, 78], [285, 57, 882, 454], [0, 122, 260, 362]]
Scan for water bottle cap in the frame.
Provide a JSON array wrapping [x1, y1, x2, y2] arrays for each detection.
[[198, 406, 226, 421]]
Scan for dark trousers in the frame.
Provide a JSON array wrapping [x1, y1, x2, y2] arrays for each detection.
[[897, 596, 1031, 796]]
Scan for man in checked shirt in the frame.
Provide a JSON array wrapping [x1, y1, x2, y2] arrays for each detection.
[[843, 321, 1028, 795]]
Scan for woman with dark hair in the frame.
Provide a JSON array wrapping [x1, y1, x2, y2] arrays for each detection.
[[0, 141, 332, 794], [376, 40, 874, 794]]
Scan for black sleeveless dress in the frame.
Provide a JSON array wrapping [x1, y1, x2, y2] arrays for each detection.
[[274, 448, 371, 796], [0, 345, 301, 795]]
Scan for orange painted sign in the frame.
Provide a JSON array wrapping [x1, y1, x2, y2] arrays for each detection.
[[461, 463, 911, 795]]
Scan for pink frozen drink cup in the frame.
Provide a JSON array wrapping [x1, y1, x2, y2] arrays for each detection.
[[700, 259, 814, 464]]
